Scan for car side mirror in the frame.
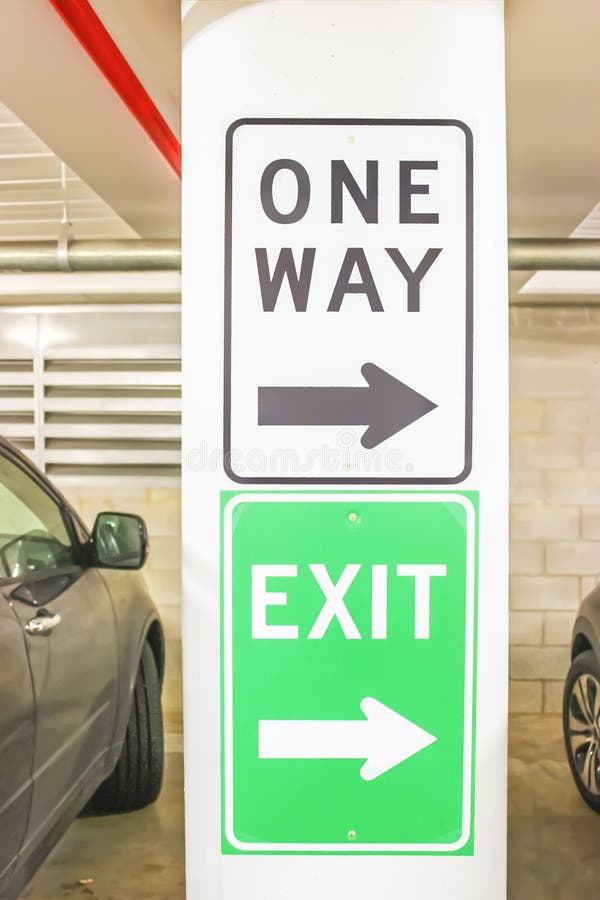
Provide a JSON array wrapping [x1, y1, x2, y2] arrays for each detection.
[[90, 512, 148, 570]]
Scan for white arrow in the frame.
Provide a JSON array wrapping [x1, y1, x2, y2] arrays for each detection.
[[258, 697, 437, 781]]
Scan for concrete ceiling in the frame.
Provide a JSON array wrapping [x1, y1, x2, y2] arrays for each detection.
[[505, 0, 600, 238], [505, 0, 600, 299], [0, 100, 137, 242], [88, 0, 181, 140], [0, 0, 596, 271], [0, 0, 180, 239]]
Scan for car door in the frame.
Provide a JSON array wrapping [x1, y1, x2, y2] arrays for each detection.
[[0, 592, 34, 889], [0, 449, 118, 854]]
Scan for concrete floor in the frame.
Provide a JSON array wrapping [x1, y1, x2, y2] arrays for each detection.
[[508, 714, 600, 900], [21, 735, 185, 900], [19, 716, 600, 899]]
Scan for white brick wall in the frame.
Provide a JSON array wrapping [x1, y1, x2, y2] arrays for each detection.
[[509, 575, 580, 610], [509, 540, 544, 574], [509, 307, 600, 712]]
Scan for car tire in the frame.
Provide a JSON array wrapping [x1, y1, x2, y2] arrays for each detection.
[[86, 642, 164, 815], [563, 649, 600, 814]]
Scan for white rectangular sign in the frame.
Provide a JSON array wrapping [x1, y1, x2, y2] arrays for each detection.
[[226, 119, 472, 483]]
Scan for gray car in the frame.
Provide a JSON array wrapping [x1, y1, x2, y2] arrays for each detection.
[[0, 437, 165, 899], [564, 585, 600, 811]]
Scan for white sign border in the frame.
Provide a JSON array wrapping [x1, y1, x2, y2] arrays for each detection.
[[223, 118, 474, 487], [222, 492, 476, 853]]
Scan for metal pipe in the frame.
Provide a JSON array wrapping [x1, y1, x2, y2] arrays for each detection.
[[0, 240, 181, 272], [508, 238, 600, 271], [0, 238, 599, 273]]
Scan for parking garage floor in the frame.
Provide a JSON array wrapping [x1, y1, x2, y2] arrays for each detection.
[[20, 716, 600, 899], [508, 714, 600, 900], [21, 733, 186, 900]]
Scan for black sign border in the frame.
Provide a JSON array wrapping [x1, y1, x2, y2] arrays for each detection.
[[224, 118, 473, 485]]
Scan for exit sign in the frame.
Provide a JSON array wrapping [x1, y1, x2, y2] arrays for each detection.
[[222, 492, 478, 853]]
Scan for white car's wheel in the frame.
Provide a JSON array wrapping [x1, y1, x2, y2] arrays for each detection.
[[564, 649, 600, 813]]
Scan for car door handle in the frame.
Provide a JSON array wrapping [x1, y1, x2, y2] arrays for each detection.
[[25, 610, 61, 636]]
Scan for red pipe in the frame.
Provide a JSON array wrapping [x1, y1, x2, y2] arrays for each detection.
[[48, 0, 181, 179]]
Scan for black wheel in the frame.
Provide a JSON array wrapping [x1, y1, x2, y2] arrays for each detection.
[[86, 642, 164, 815], [563, 649, 600, 813]]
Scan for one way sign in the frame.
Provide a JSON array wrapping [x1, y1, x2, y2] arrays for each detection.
[[224, 119, 473, 484]]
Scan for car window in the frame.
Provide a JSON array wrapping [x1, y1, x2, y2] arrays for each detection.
[[0, 453, 75, 580]]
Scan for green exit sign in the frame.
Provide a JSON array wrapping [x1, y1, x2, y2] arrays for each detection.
[[221, 492, 478, 854]]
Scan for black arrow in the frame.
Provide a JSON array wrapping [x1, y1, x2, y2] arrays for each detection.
[[258, 363, 437, 450]]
